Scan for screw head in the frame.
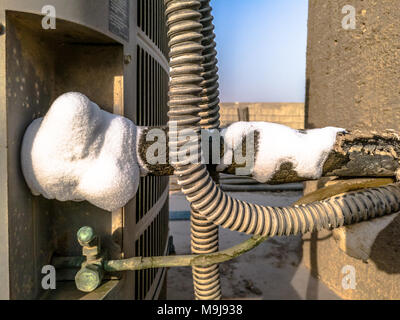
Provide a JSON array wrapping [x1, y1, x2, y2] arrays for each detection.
[[77, 226, 95, 245], [75, 266, 102, 293]]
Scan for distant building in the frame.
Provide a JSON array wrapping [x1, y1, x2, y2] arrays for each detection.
[[220, 103, 305, 129]]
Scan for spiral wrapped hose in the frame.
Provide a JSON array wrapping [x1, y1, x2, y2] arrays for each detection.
[[190, 0, 223, 300], [198, 0, 221, 130], [164, 0, 216, 300], [191, 210, 221, 300], [164, 0, 400, 299], [185, 174, 400, 237]]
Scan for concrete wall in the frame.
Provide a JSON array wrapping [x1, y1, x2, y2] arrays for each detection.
[[220, 102, 305, 129], [305, 0, 400, 299], [306, 0, 400, 131]]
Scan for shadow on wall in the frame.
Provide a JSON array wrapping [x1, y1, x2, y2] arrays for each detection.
[[370, 216, 400, 274], [303, 214, 400, 300], [305, 232, 319, 300]]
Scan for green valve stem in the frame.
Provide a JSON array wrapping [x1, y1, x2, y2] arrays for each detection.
[[77, 226, 95, 246]]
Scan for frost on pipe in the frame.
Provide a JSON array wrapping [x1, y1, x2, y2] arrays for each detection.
[[21, 92, 140, 212], [218, 122, 346, 183]]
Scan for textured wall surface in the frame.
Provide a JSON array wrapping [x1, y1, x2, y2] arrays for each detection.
[[302, 226, 400, 300], [305, 0, 400, 299], [306, 0, 400, 131], [220, 103, 305, 129]]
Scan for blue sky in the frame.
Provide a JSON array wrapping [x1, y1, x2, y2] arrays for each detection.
[[211, 0, 309, 103]]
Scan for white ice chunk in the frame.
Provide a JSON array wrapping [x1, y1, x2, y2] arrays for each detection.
[[218, 122, 346, 183], [21, 92, 140, 212]]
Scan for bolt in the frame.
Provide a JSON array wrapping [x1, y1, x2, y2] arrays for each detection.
[[75, 265, 103, 293], [77, 226, 95, 246]]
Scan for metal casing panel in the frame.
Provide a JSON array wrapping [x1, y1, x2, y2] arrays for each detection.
[[0, 0, 170, 300], [1, 6, 127, 299]]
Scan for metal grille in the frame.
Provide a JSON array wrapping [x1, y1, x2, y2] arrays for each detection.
[[136, 44, 169, 222], [134, 201, 169, 300], [136, 176, 169, 223], [137, 0, 169, 58], [136, 45, 168, 127], [134, 40, 169, 299]]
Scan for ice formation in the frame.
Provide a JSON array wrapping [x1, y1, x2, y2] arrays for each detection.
[[21, 92, 140, 212], [218, 122, 346, 183]]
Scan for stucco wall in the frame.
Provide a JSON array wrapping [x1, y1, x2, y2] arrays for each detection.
[[305, 0, 400, 299], [306, 0, 400, 131]]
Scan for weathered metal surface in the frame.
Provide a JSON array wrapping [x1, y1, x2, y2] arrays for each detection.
[[44, 280, 120, 300], [5, 12, 54, 300], [75, 265, 104, 293]]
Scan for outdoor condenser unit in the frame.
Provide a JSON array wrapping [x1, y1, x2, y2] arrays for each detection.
[[0, 0, 170, 300]]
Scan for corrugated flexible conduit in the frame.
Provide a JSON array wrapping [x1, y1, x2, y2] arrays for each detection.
[[184, 0, 222, 300]]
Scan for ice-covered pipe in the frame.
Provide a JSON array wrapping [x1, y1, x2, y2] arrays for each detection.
[[136, 125, 400, 184], [21, 92, 140, 212], [218, 122, 345, 183]]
